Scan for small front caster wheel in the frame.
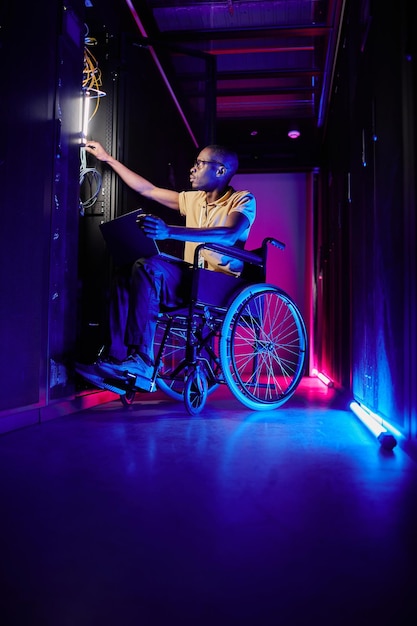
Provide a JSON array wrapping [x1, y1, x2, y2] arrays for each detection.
[[120, 389, 136, 406], [184, 369, 208, 415]]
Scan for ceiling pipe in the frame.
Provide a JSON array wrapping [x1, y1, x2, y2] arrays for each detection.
[[131, 34, 217, 146], [125, 0, 199, 147], [317, 0, 347, 128]]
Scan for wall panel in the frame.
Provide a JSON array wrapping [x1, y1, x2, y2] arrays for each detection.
[[0, 1, 84, 420], [317, 0, 417, 441]]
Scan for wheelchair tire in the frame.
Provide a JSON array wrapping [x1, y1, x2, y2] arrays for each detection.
[[184, 368, 208, 415], [219, 284, 307, 410], [120, 389, 136, 406]]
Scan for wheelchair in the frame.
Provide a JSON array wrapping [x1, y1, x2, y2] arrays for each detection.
[[118, 237, 308, 415]]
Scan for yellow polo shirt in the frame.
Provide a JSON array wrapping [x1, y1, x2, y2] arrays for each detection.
[[178, 187, 256, 275]]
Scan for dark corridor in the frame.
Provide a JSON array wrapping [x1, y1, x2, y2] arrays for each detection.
[[0, 2, 416, 622]]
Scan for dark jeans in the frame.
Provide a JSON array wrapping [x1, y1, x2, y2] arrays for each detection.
[[108, 255, 192, 363]]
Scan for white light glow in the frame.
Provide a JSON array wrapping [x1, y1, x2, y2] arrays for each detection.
[[350, 401, 403, 441], [81, 91, 91, 142], [350, 401, 386, 438]]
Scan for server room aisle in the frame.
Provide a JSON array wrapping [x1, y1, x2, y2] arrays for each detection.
[[0, 378, 416, 626]]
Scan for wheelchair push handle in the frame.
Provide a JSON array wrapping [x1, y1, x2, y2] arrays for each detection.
[[265, 237, 286, 251]]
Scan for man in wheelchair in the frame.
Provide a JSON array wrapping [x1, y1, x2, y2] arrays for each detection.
[[76, 142, 256, 394]]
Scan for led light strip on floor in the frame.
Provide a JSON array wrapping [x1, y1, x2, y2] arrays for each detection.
[[349, 401, 402, 450], [311, 368, 334, 387]]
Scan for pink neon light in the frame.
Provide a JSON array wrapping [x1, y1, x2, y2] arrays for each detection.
[[312, 368, 334, 387], [288, 129, 301, 139], [208, 46, 314, 56]]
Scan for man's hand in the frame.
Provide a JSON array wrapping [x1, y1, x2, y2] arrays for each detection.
[[137, 214, 170, 240], [84, 141, 111, 162]]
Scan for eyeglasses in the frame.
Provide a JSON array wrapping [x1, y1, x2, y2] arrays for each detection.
[[193, 159, 225, 170]]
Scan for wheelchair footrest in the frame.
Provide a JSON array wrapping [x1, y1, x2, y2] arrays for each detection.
[[104, 375, 155, 394]]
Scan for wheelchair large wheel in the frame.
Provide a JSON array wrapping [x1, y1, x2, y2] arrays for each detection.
[[219, 284, 307, 410]]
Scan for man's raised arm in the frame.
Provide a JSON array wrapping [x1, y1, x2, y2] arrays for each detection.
[[84, 140, 180, 210]]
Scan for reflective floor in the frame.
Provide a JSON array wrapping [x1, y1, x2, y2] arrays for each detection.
[[0, 378, 416, 625]]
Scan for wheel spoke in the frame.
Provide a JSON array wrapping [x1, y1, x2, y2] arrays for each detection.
[[220, 286, 307, 410]]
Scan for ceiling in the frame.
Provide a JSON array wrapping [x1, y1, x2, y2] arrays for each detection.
[[118, 1, 347, 170]]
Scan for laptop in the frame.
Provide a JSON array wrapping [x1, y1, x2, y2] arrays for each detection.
[[99, 209, 182, 266]]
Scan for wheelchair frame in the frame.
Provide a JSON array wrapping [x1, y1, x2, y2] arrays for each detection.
[[120, 237, 308, 415]]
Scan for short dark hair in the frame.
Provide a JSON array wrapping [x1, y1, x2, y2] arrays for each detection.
[[205, 144, 239, 178]]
